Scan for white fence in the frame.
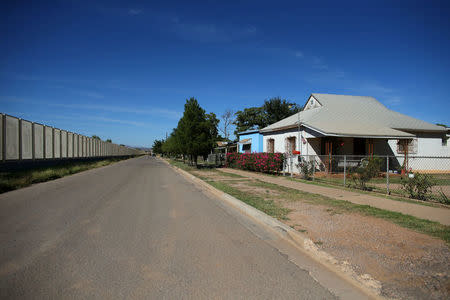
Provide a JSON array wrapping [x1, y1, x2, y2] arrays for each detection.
[[1, 113, 143, 162]]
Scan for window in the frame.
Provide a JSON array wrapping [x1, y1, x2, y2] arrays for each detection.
[[286, 137, 296, 153], [267, 139, 275, 153], [242, 143, 251, 153], [397, 139, 418, 154]]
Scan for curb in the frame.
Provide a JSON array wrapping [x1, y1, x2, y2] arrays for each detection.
[[160, 159, 384, 300]]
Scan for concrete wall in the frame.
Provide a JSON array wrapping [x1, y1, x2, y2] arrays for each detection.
[[0, 115, 3, 161], [5, 116, 19, 160], [21, 120, 33, 159], [54, 129, 61, 158], [34, 124, 44, 159], [1, 113, 144, 163], [61, 131, 67, 158], [45, 126, 53, 159], [73, 134, 78, 157], [68, 132, 73, 157]]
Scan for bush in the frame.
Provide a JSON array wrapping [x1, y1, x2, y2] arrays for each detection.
[[401, 173, 435, 201], [437, 188, 449, 205], [350, 157, 382, 190], [298, 160, 314, 180], [226, 152, 284, 173]]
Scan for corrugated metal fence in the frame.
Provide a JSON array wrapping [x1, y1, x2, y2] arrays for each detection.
[[1, 113, 143, 162]]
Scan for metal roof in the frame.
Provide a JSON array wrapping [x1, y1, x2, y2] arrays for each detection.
[[261, 93, 445, 138], [238, 129, 260, 135]]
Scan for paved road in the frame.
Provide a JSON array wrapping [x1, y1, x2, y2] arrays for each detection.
[[0, 156, 364, 299]]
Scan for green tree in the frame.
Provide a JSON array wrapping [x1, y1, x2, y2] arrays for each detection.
[[152, 139, 163, 154], [105, 139, 112, 143], [177, 98, 216, 165], [262, 97, 301, 126], [92, 135, 101, 140], [234, 97, 300, 134], [234, 107, 265, 134]]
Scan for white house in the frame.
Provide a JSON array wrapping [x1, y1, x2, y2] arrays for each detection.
[[260, 93, 449, 173]]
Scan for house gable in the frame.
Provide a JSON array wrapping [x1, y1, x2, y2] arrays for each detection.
[[303, 95, 322, 111]]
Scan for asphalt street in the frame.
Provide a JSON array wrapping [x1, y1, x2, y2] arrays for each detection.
[[0, 156, 365, 299]]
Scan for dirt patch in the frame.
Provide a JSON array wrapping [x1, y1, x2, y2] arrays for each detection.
[[282, 199, 450, 299], [190, 170, 245, 182]]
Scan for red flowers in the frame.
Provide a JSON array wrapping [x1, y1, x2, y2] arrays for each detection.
[[225, 152, 284, 173]]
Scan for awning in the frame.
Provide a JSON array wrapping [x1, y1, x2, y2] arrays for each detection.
[[238, 138, 252, 145]]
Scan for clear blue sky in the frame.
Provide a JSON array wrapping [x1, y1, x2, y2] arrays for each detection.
[[1, 0, 449, 147]]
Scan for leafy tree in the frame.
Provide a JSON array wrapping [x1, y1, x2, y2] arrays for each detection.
[[177, 98, 217, 165], [234, 97, 300, 134], [152, 139, 163, 154], [206, 112, 220, 141], [92, 135, 101, 140], [105, 139, 112, 143], [263, 97, 301, 126], [234, 107, 265, 134]]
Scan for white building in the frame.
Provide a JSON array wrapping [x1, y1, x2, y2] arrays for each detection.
[[260, 93, 449, 173]]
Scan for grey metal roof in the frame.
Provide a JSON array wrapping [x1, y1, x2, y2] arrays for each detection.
[[261, 93, 445, 138]]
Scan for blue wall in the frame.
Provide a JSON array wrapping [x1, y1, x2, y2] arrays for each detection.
[[238, 132, 263, 153]]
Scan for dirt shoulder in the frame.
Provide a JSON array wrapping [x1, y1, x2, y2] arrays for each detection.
[[186, 166, 450, 300]]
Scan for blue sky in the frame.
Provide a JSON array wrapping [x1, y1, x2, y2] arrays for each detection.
[[1, 0, 449, 147]]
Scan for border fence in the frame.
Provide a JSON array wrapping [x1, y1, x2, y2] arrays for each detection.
[[1, 113, 144, 164], [284, 154, 450, 203]]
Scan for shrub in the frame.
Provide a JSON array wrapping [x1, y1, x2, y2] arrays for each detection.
[[298, 160, 314, 180], [350, 157, 382, 190], [437, 188, 449, 205], [226, 152, 284, 173], [401, 173, 435, 201]]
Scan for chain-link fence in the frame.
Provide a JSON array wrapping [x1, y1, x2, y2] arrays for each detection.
[[292, 155, 450, 204]]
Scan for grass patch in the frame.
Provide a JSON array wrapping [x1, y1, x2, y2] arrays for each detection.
[[0, 157, 131, 194], [168, 159, 197, 172], [248, 180, 450, 243], [207, 180, 291, 221], [284, 176, 444, 208]]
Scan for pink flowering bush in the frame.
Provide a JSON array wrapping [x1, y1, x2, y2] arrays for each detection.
[[225, 152, 285, 173]]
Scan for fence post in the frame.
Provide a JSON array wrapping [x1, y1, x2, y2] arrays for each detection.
[[290, 155, 293, 178], [386, 155, 390, 195], [343, 155, 346, 186], [312, 157, 315, 181]]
